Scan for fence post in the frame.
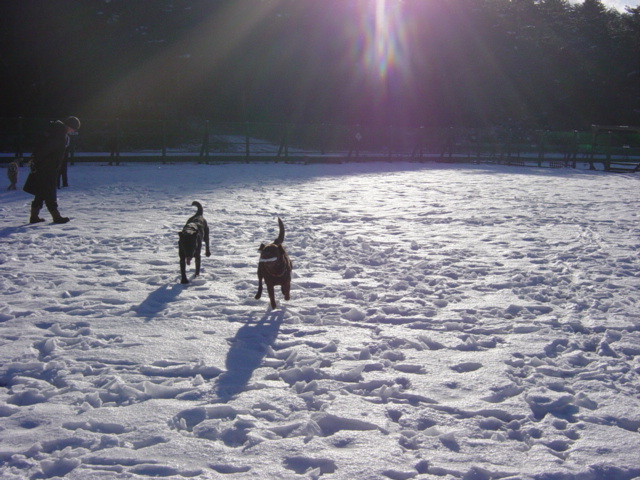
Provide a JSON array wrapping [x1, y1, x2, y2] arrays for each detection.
[[277, 123, 289, 158], [571, 130, 578, 168], [412, 126, 424, 158], [109, 118, 121, 166], [475, 129, 481, 160], [161, 120, 167, 162], [200, 120, 210, 159], [605, 130, 612, 171], [245, 122, 250, 162], [285, 124, 289, 158], [468, 129, 473, 159], [588, 128, 596, 170], [116, 118, 121, 163], [441, 127, 454, 158], [348, 124, 361, 158]]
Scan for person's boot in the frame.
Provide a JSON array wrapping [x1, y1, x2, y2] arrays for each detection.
[[51, 209, 70, 224], [30, 206, 45, 224]]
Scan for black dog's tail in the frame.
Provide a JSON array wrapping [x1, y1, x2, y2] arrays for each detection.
[[191, 201, 203, 215], [274, 217, 285, 245]]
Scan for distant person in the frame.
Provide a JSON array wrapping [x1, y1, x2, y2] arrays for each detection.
[[24, 116, 80, 224]]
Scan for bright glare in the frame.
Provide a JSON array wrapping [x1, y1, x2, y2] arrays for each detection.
[[361, 0, 407, 80]]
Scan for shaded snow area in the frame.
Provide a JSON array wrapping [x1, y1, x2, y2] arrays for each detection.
[[1, 161, 639, 480]]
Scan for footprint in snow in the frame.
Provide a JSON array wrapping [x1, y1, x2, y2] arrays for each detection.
[[450, 362, 483, 373]]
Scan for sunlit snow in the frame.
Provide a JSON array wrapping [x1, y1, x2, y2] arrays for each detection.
[[1, 161, 639, 479]]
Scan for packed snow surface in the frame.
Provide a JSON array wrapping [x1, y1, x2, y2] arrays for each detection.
[[1, 161, 639, 480]]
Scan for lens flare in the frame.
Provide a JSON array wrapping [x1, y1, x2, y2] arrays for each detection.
[[361, 0, 407, 81], [348, 0, 418, 124]]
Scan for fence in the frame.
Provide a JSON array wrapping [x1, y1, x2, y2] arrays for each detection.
[[1, 118, 640, 171]]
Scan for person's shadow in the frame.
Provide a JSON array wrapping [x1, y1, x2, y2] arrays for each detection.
[[215, 309, 284, 400], [134, 284, 183, 321], [0, 224, 33, 238]]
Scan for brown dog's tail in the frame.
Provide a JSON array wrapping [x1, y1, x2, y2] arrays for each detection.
[[274, 217, 285, 245], [191, 201, 203, 216]]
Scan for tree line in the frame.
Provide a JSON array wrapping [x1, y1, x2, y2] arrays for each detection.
[[1, 0, 639, 130]]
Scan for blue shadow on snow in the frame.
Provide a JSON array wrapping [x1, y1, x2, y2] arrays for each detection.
[[215, 309, 284, 400], [134, 283, 183, 321]]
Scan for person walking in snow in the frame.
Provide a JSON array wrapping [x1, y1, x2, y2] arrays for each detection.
[[24, 116, 80, 224]]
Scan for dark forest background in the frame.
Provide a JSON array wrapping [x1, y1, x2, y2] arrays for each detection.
[[1, 0, 639, 130]]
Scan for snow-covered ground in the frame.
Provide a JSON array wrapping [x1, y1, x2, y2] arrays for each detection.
[[1, 161, 639, 480]]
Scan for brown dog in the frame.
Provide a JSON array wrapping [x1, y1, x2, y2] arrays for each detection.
[[255, 217, 292, 309]]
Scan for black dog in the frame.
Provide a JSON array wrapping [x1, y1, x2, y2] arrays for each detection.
[[179, 201, 211, 284], [255, 217, 292, 309]]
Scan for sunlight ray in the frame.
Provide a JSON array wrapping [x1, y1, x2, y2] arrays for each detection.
[[84, 1, 285, 115]]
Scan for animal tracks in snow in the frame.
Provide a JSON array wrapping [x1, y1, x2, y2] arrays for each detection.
[[1, 163, 640, 478]]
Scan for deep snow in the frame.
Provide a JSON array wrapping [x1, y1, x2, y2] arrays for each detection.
[[0, 160, 639, 480]]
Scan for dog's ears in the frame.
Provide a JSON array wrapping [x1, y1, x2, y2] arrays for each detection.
[[258, 243, 266, 252]]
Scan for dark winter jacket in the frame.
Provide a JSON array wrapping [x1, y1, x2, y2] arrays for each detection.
[[30, 121, 69, 199]]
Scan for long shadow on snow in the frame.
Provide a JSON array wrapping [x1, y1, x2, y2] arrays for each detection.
[[0, 223, 38, 238], [134, 283, 183, 321], [215, 309, 284, 400]]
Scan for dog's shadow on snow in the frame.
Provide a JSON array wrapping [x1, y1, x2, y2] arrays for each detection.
[[134, 283, 183, 321], [215, 309, 285, 400]]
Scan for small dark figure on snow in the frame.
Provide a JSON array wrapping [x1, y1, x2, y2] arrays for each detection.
[[24, 116, 80, 224], [7, 161, 18, 190], [255, 217, 292, 309], [178, 201, 211, 284]]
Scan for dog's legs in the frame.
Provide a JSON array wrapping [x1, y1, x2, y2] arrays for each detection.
[[204, 224, 211, 258], [255, 272, 263, 300], [180, 256, 189, 284], [194, 254, 201, 277], [267, 284, 277, 309], [282, 282, 291, 301]]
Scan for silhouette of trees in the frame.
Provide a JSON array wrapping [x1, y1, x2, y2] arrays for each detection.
[[0, 0, 638, 128]]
